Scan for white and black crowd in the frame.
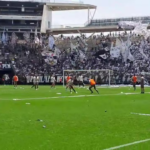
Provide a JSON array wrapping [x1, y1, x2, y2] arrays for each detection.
[[1, 32, 150, 85]]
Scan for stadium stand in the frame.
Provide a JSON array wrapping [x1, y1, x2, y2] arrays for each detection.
[[0, 31, 150, 84], [87, 16, 150, 27]]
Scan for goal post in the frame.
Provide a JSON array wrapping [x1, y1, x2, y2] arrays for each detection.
[[140, 72, 150, 85], [63, 69, 114, 87]]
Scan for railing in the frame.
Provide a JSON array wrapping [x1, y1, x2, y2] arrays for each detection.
[[84, 19, 92, 26], [0, 12, 42, 16], [0, 25, 39, 29], [87, 22, 118, 27], [51, 24, 85, 29], [90, 16, 150, 23]]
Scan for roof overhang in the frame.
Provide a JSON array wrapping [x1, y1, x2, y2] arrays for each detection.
[[46, 3, 96, 11], [47, 26, 121, 34], [49, 25, 150, 34]]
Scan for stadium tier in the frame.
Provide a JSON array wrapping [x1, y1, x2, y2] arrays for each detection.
[[0, 0, 96, 34], [87, 16, 150, 27], [0, 32, 150, 85], [0, 0, 44, 33]]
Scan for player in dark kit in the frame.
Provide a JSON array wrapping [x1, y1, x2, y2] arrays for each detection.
[[68, 78, 77, 94], [141, 75, 145, 94]]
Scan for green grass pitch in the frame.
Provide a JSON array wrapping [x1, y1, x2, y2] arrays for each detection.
[[0, 85, 150, 150]]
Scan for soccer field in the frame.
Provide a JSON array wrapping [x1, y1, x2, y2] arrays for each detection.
[[0, 85, 150, 150]]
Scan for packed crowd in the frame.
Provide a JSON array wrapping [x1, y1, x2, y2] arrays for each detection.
[[0, 32, 150, 84]]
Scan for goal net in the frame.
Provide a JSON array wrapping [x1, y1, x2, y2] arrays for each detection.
[[63, 69, 114, 87]]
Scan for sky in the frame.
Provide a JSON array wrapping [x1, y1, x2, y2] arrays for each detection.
[[52, 0, 150, 26]]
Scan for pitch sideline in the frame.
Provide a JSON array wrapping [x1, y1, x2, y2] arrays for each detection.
[[103, 138, 150, 150], [12, 92, 150, 101], [131, 112, 150, 116]]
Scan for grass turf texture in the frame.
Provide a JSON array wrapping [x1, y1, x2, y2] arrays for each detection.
[[0, 86, 150, 150]]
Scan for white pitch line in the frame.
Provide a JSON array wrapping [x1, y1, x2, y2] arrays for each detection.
[[13, 95, 99, 101], [131, 112, 150, 116], [104, 138, 150, 150], [12, 92, 150, 101]]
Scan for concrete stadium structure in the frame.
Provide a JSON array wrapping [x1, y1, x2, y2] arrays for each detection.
[[0, 0, 150, 35], [0, 0, 96, 34]]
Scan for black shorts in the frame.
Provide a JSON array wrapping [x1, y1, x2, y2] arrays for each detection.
[[69, 85, 73, 89], [133, 82, 136, 87], [141, 84, 144, 88], [90, 85, 96, 88]]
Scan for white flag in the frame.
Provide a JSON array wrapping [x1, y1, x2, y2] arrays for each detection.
[[23, 32, 30, 42], [11, 32, 17, 45], [35, 36, 40, 44], [110, 47, 120, 58], [79, 50, 86, 61], [70, 42, 77, 51], [2, 30, 6, 44], [110, 38, 121, 58], [128, 50, 134, 61], [118, 21, 139, 29], [49, 35, 55, 49], [133, 23, 149, 38], [54, 47, 61, 58]]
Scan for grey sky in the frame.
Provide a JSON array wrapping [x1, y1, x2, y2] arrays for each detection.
[[52, 0, 150, 26]]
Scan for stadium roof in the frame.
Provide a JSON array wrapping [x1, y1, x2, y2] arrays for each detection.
[[48, 26, 121, 34], [46, 3, 96, 11], [49, 25, 150, 34]]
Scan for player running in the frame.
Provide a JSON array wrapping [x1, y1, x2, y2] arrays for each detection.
[[132, 74, 137, 91], [51, 75, 56, 88], [31, 75, 36, 89], [68, 78, 77, 94], [89, 78, 99, 94], [141, 75, 145, 94], [13, 74, 18, 88], [35, 75, 39, 90], [66, 75, 71, 90]]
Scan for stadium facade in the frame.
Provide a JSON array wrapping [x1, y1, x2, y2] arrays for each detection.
[[87, 16, 150, 27], [0, 0, 44, 33], [0, 0, 96, 34], [1, 0, 150, 35]]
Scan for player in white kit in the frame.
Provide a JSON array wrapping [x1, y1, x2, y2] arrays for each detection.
[[35, 75, 39, 90], [31, 75, 36, 89], [68, 78, 77, 94], [78, 75, 85, 88], [51, 75, 56, 88]]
